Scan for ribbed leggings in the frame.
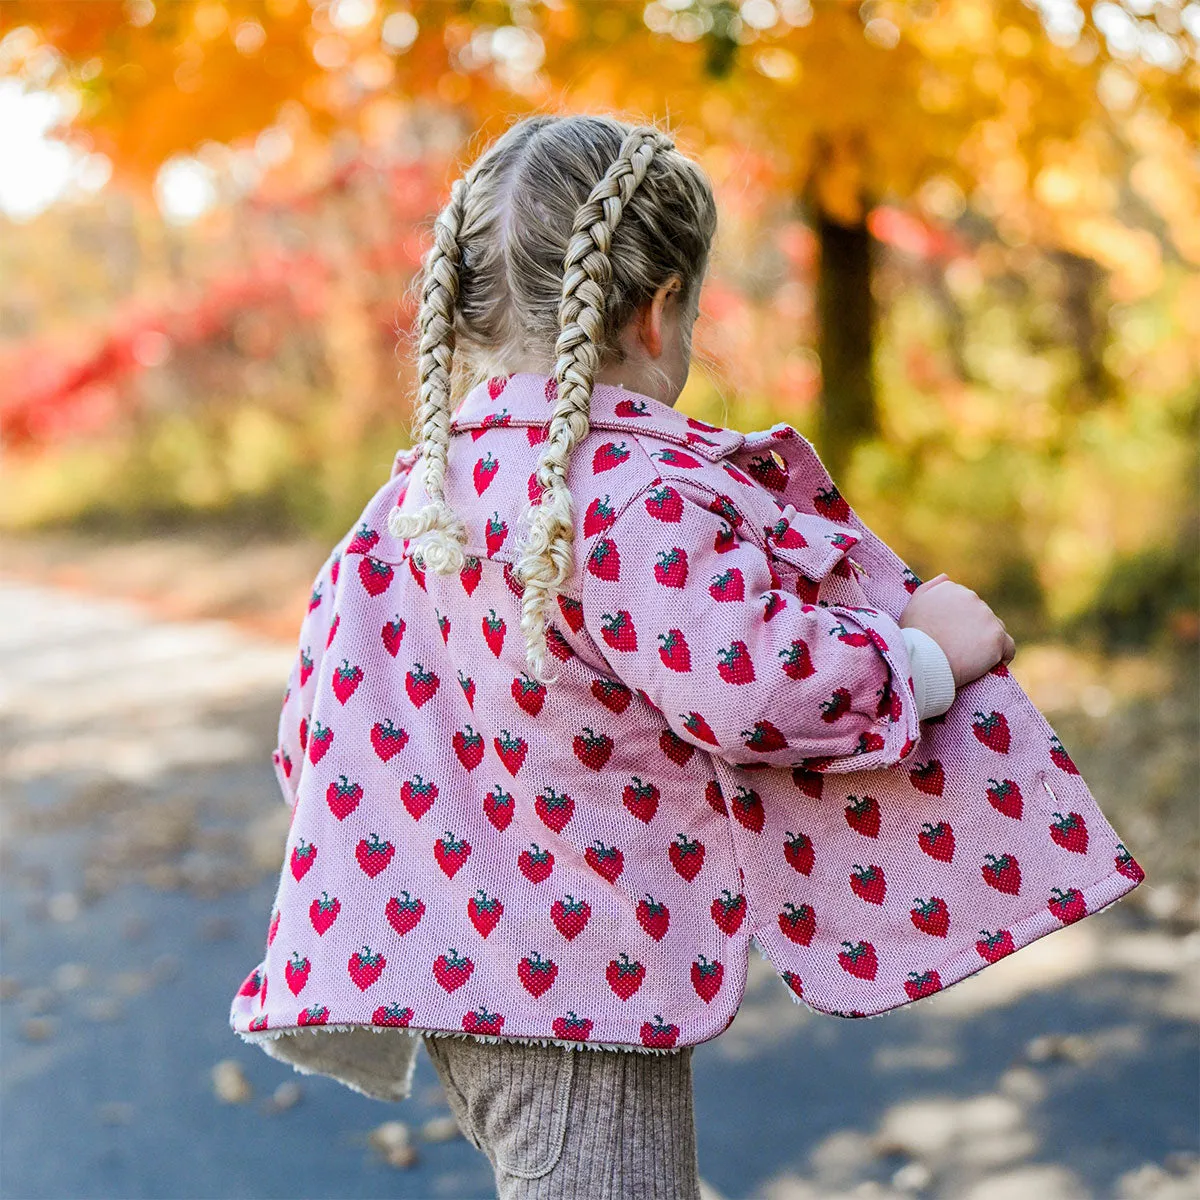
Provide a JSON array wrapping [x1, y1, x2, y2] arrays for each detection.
[[422, 1034, 702, 1199]]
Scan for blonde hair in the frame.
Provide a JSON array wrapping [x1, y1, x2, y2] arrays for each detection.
[[388, 114, 718, 682]]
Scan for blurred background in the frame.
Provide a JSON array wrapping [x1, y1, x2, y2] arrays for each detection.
[[0, 2, 1197, 1198]]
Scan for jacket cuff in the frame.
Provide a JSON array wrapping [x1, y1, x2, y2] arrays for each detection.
[[901, 626, 957, 720]]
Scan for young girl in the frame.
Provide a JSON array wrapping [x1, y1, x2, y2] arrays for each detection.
[[230, 114, 1144, 1198]]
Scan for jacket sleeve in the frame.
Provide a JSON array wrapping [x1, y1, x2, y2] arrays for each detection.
[[580, 477, 925, 773], [272, 546, 342, 813]]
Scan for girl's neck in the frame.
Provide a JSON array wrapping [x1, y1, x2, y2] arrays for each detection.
[[496, 357, 683, 409]]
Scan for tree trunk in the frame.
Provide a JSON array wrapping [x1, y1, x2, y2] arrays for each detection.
[[813, 207, 879, 484]]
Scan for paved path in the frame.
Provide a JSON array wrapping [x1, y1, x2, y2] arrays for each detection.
[[1, 579, 1197, 1199]]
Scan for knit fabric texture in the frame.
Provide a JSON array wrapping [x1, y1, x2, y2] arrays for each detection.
[[229, 370, 1145, 1096], [900, 626, 957, 721]]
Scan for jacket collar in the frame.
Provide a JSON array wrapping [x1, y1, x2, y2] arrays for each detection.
[[449, 371, 745, 462]]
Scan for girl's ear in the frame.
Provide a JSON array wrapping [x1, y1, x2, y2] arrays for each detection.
[[636, 276, 683, 360]]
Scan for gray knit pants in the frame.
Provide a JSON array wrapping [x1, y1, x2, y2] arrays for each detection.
[[422, 1034, 702, 1199]]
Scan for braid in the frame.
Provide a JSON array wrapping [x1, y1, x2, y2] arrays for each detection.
[[386, 175, 471, 572], [516, 126, 676, 683]]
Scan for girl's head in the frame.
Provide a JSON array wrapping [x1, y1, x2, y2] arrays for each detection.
[[389, 113, 718, 681]]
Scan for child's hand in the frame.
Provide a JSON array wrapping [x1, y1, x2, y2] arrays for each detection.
[[898, 572, 1016, 690]]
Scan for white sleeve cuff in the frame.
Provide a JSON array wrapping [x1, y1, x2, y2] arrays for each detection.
[[901, 626, 957, 720]]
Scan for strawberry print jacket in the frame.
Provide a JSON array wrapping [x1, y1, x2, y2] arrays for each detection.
[[230, 370, 1145, 1098]]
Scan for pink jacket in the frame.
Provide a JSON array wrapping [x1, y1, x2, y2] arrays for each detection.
[[230, 370, 1144, 1074]]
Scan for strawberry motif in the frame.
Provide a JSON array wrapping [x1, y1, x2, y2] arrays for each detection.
[[297, 1004, 329, 1026], [766, 516, 809, 549], [366, 718, 409, 765], [813, 484, 851, 521], [714, 521, 738, 553], [550, 895, 591, 940], [1048, 734, 1079, 774], [512, 672, 547, 717], [400, 774, 438, 820], [458, 670, 476, 709], [981, 852, 1022, 895], [517, 951, 557, 998], [830, 622, 872, 649], [546, 626, 574, 661], [488, 374, 511, 399], [373, 1003, 414, 1027], [485, 512, 508, 555], [478, 407, 511, 437], [407, 555, 426, 590], [849, 863, 887, 905], [918, 821, 955, 862], [904, 969, 943, 1000], [285, 950, 311, 996], [763, 592, 786, 621], [975, 929, 1016, 962], [585, 840, 624, 883], [986, 777, 1024, 819], [640, 1015, 679, 1048], [783, 831, 814, 875], [467, 889, 504, 937], [972, 710, 1012, 753], [433, 948, 474, 992], [593, 678, 632, 713], [1049, 811, 1088, 854], [535, 786, 574, 833], [267, 908, 281, 945], [584, 494, 616, 536], [636, 895, 670, 941], [660, 728, 695, 767], [326, 774, 363, 820], [588, 537, 621, 581], [348, 945, 387, 991], [731, 785, 764, 833], [278, 748, 293, 781], [717, 640, 756, 685], [248, 1015, 269, 1031], [518, 843, 554, 883], [483, 784, 514, 832], [779, 639, 815, 680], [707, 494, 742, 527], [820, 687, 855, 722], [606, 953, 646, 1000], [705, 779, 726, 814], [452, 724, 485, 771], [573, 727, 614, 770], [708, 568, 744, 602], [503, 560, 525, 599], [552, 1012, 593, 1042], [308, 582, 324, 614], [711, 889, 747, 934], [557, 594, 585, 632], [615, 397, 650, 418], [599, 610, 637, 652], [657, 629, 692, 672], [347, 522, 380, 555], [358, 556, 394, 597], [779, 902, 815, 945], [494, 729, 528, 776], [381, 616, 405, 657], [404, 662, 439, 708], [844, 794, 881, 838], [668, 833, 705, 881], [781, 971, 804, 998], [654, 548, 689, 588], [436, 609, 451, 643], [482, 609, 506, 656], [299, 648, 314, 686], [308, 720, 333, 764], [290, 838, 316, 880], [527, 423, 548, 445], [326, 612, 340, 648], [385, 890, 425, 936], [434, 831, 471, 879], [238, 968, 262, 998], [310, 890, 340, 935], [356, 832, 396, 878], [747, 452, 789, 490], [838, 941, 878, 980], [1048, 885, 1087, 923], [528, 471, 544, 505], [593, 441, 631, 473], [644, 484, 684, 522], [739, 720, 787, 748], [909, 759, 946, 796], [460, 556, 483, 596], [911, 897, 950, 938], [682, 712, 720, 746], [622, 776, 660, 824], [463, 1007, 504, 1035], [473, 451, 499, 495], [654, 448, 701, 469], [691, 955, 724, 1003]]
